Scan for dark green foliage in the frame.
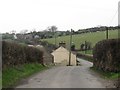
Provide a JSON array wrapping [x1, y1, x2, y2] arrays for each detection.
[[39, 41, 58, 53], [71, 44, 75, 51], [2, 41, 43, 69], [80, 44, 85, 50], [80, 41, 92, 51], [93, 39, 120, 72], [2, 34, 14, 40]]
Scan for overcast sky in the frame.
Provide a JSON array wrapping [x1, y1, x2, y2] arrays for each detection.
[[0, 0, 119, 33]]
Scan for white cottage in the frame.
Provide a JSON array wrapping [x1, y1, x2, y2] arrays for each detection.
[[51, 46, 76, 66]]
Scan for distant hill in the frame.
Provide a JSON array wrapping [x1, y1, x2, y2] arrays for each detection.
[[41, 30, 118, 49]]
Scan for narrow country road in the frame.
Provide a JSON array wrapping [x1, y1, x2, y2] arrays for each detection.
[[16, 58, 112, 88]]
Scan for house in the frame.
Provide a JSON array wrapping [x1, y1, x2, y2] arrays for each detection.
[[16, 34, 33, 40], [51, 46, 77, 66], [13, 34, 17, 39], [24, 34, 33, 40], [16, 34, 25, 40], [34, 35, 39, 39]]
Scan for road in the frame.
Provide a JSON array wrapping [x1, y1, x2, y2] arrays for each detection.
[[16, 58, 113, 88]]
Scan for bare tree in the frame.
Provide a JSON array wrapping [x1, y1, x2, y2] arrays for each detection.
[[48, 26, 57, 33], [48, 25, 58, 46], [10, 30, 16, 34]]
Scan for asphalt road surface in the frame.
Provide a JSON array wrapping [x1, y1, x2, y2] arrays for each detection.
[[16, 58, 114, 88]]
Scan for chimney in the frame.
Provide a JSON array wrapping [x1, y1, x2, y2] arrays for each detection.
[[59, 41, 66, 48]]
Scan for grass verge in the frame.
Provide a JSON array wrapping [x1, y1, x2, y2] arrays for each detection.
[[0, 79, 1, 87], [90, 67, 120, 79], [2, 63, 48, 88], [78, 50, 93, 55]]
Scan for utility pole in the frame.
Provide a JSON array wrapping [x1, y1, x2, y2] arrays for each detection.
[[68, 29, 73, 66], [106, 27, 109, 39], [85, 41, 87, 54], [54, 31, 57, 46]]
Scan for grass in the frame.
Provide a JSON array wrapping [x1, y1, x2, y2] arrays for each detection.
[[78, 50, 93, 55], [2, 63, 48, 88], [42, 30, 118, 49], [0, 74, 2, 89], [91, 67, 120, 79]]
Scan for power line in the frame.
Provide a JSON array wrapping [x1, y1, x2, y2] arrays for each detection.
[[108, 9, 118, 26], [105, 9, 118, 40]]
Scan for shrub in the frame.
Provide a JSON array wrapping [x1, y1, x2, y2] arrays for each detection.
[[93, 39, 120, 72], [2, 41, 43, 69]]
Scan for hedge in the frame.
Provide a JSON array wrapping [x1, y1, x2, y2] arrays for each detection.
[[2, 41, 43, 69], [93, 39, 120, 72]]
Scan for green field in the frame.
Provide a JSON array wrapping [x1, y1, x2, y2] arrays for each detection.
[[42, 30, 118, 49], [78, 50, 93, 55]]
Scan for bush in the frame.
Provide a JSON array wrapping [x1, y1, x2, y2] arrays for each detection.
[[2, 41, 43, 69], [93, 39, 120, 72]]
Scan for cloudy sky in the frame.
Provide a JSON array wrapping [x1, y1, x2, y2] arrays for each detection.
[[0, 0, 119, 33]]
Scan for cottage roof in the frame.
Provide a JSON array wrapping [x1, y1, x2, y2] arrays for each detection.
[[52, 46, 76, 55]]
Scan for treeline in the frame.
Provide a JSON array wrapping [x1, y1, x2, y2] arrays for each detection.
[[28, 26, 119, 39], [77, 26, 118, 34], [2, 41, 43, 69], [2, 26, 119, 40]]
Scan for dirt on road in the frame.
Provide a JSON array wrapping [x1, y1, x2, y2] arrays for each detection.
[[15, 58, 116, 88]]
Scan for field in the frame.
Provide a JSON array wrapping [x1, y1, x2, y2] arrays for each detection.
[[42, 30, 118, 49]]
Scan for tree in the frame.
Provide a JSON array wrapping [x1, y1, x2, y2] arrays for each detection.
[[80, 44, 85, 50], [48, 25, 58, 46], [10, 30, 16, 34], [48, 26, 57, 33], [66, 30, 70, 35], [71, 44, 75, 51]]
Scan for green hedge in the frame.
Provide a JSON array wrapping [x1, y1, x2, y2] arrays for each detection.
[[93, 39, 120, 72], [2, 41, 43, 69]]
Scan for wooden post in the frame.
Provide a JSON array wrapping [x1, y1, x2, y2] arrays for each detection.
[[54, 31, 57, 46], [85, 41, 87, 54], [106, 27, 109, 39], [68, 29, 73, 66]]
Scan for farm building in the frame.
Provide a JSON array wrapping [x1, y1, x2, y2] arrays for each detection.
[[51, 46, 77, 66]]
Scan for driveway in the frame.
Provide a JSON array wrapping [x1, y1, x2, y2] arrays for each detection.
[[16, 58, 114, 88]]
